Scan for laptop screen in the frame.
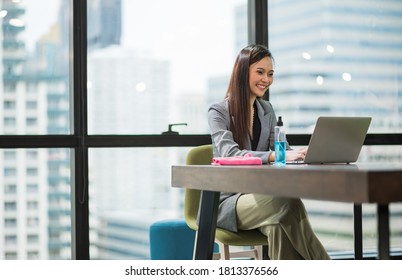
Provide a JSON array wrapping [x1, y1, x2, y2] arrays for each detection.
[[302, 116, 371, 164]]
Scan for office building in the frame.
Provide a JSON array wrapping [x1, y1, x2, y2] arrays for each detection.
[[0, 0, 50, 259], [87, 0, 122, 50]]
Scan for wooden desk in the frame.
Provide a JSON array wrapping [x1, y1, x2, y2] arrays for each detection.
[[171, 163, 402, 260]]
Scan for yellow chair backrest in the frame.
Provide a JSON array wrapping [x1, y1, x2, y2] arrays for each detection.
[[184, 144, 213, 230]]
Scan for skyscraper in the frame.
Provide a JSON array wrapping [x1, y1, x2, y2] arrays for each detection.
[[87, 0, 122, 50], [0, 0, 50, 259]]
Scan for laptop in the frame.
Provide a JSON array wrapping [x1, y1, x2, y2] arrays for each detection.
[[288, 116, 372, 164]]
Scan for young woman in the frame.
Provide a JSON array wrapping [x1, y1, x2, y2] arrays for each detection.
[[208, 44, 330, 260]]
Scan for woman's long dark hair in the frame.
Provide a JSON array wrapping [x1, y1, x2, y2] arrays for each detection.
[[225, 44, 273, 149]]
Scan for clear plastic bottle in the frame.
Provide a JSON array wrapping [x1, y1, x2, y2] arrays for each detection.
[[274, 116, 286, 166]]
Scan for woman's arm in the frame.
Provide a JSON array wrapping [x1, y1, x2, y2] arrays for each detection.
[[208, 103, 247, 157], [208, 102, 272, 163]]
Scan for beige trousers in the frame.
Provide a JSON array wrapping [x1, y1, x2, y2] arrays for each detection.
[[236, 194, 331, 260]]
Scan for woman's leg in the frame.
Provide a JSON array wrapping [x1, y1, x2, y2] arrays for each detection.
[[236, 193, 330, 260]]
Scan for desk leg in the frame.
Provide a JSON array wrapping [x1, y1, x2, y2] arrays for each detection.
[[353, 203, 363, 260], [194, 190, 220, 260], [377, 204, 390, 260]]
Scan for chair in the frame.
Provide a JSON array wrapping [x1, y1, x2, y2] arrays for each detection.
[[184, 144, 269, 260]]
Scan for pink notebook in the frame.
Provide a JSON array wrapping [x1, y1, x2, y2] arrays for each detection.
[[212, 154, 262, 166]]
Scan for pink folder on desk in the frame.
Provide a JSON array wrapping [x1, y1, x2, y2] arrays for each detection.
[[212, 154, 262, 166]]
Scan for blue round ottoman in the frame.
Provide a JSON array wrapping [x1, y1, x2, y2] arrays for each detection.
[[149, 219, 196, 260]]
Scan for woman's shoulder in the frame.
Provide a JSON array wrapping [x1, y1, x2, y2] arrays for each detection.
[[209, 99, 228, 112]]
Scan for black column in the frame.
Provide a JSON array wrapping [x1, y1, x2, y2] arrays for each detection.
[[248, 0, 269, 100], [248, 0, 268, 46], [72, 0, 89, 260]]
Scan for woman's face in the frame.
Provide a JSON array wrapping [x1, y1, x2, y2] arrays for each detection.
[[249, 56, 274, 98]]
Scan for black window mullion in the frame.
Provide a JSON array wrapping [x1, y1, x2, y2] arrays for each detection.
[[71, 0, 89, 260], [248, 0, 270, 100], [247, 0, 268, 46]]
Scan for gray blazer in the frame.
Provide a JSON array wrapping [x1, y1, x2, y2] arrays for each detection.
[[208, 98, 287, 232]]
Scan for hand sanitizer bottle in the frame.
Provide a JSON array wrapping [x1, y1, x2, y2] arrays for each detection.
[[274, 116, 286, 166]]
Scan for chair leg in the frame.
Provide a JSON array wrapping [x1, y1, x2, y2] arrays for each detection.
[[193, 233, 267, 260], [219, 242, 230, 260], [256, 246, 263, 260], [262, 245, 269, 260], [218, 243, 263, 260], [192, 231, 199, 260], [212, 252, 222, 260]]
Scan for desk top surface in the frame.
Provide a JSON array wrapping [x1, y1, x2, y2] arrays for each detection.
[[171, 163, 402, 203]]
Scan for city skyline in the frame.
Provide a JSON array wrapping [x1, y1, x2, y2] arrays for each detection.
[[21, 0, 245, 98]]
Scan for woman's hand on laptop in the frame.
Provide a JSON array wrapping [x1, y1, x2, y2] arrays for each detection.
[[287, 147, 308, 161]]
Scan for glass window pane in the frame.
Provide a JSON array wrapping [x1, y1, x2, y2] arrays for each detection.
[[89, 147, 190, 259], [87, 0, 247, 134], [0, 0, 70, 135]]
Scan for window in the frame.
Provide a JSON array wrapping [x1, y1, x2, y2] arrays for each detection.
[[26, 118, 38, 127], [5, 252, 17, 260], [5, 235, 17, 245], [27, 217, 40, 227], [268, 0, 402, 255], [27, 234, 39, 244], [5, 218, 17, 228], [4, 202, 17, 211], [4, 184, 17, 194], [4, 151, 16, 160], [87, 0, 247, 259], [4, 167, 17, 177], [26, 101, 38, 110], [4, 100, 16, 110], [27, 201, 39, 210], [87, 0, 246, 135], [4, 117, 16, 127], [26, 168, 38, 176], [4, 82, 16, 92], [26, 150, 38, 160], [27, 184, 39, 193]]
